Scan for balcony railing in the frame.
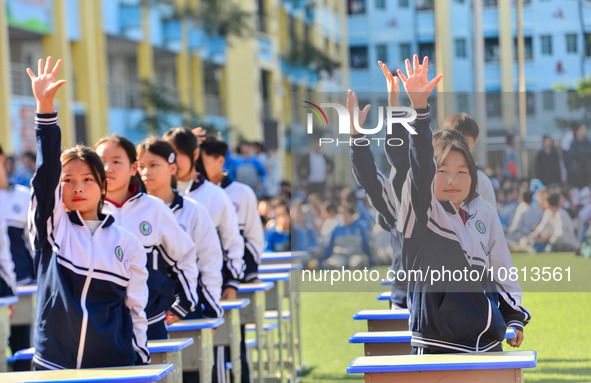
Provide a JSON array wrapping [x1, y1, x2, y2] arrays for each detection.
[[204, 94, 224, 116], [10, 63, 33, 97], [109, 80, 142, 109]]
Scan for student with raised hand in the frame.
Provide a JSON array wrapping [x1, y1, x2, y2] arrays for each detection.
[[386, 55, 529, 353], [163, 127, 245, 300], [347, 64, 406, 308], [94, 135, 199, 340], [26, 57, 150, 369], [0, 144, 34, 370], [441, 113, 497, 208]]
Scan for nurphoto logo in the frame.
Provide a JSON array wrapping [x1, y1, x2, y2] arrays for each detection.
[[303, 101, 418, 147]]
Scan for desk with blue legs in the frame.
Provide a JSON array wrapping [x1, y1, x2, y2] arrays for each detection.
[[236, 282, 274, 383], [260, 251, 306, 265], [215, 298, 251, 382], [167, 318, 224, 383], [353, 309, 410, 331]]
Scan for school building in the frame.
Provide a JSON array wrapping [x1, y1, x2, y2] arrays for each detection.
[[0, 0, 349, 183], [347, 0, 591, 170]]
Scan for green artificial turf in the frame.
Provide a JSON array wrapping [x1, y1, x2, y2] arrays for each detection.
[[298, 253, 591, 382]]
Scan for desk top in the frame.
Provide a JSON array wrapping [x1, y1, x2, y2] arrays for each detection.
[[147, 337, 194, 352], [0, 364, 174, 383], [258, 272, 290, 282], [261, 251, 306, 261], [258, 263, 303, 273], [220, 298, 251, 310], [350, 328, 516, 344], [347, 350, 537, 373], [237, 282, 274, 293], [167, 317, 224, 331], [0, 296, 18, 306], [16, 284, 37, 296], [353, 309, 410, 320], [377, 292, 391, 301]]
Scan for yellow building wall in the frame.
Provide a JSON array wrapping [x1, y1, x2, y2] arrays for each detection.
[[0, 0, 12, 151]]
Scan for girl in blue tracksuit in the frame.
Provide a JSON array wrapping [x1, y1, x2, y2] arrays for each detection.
[[27, 57, 150, 369], [94, 135, 199, 340], [385, 55, 530, 354]]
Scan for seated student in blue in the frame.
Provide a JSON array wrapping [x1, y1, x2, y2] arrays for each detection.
[[265, 203, 291, 252], [322, 205, 372, 268], [26, 57, 150, 369], [383, 55, 530, 354]]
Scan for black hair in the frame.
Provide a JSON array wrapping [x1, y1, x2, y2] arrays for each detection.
[[322, 201, 337, 214], [61, 145, 107, 214], [200, 135, 229, 158], [163, 127, 198, 173], [0, 144, 3, 155], [441, 113, 480, 139], [137, 138, 178, 189], [94, 135, 144, 191], [521, 190, 534, 204], [547, 192, 560, 208]]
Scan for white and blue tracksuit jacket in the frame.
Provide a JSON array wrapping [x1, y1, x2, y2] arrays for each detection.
[[179, 175, 245, 289], [103, 189, 199, 324], [0, 184, 34, 285], [385, 106, 530, 353], [170, 192, 223, 318], [29, 113, 150, 369], [220, 176, 264, 283]]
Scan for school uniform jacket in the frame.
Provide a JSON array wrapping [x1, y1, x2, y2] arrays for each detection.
[[385, 106, 530, 353], [0, 184, 35, 284], [170, 192, 224, 318], [29, 113, 150, 369], [179, 175, 245, 289], [220, 176, 264, 282], [349, 137, 406, 308], [0, 213, 17, 296], [103, 189, 199, 324]]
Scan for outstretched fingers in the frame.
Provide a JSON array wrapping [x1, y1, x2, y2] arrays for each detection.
[[51, 59, 63, 77], [44, 57, 52, 76]]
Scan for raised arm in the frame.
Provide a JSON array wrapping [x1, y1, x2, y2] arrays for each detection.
[[348, 89, 397, 229], [26, 57, 67, 258], [396, 55, 442, 234]]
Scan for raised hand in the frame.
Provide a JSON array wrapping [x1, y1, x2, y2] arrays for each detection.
[[192, 127, 206, 145], [396, 54, 443, 109], [378, 61, 400, 107], [347, 89, 371, 135], [26, 57, 66, 114]]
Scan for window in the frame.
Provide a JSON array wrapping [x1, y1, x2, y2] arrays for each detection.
[[400, 43, 411, 61], [484, 38, 500, 62], [566, 34, 578, 54], [526, 92, 535, 115], [376, 44, 388, 61], [586, 33, 591, 57], [513, 36, 533, 61], [418, 43, 435, 64], [455, 38, 466, 58], [483, 0, 497, 7], [375, 0, 386, 9], [350, 46, 368, 69], [415, 0, 434, 11], [398, 0, 409, 7], [348, 0, 366, 15], [457, 94, 469, 113], [540, 35, 552, 55], [543, 92, 555, 111], [486, 93, 501, 118]]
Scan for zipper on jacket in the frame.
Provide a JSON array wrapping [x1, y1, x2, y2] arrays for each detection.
[[75, 231, 96, 368], [475, 297, 492, 352]]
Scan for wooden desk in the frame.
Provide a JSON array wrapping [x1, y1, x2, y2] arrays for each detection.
[[347, 350, 537, 382], [0, 363, 174, 383], [216, 298, 251, 382], [236, 282, 274, 383], [349, 328, 518, 357], [260, 251, 306, 265], [0, 296, 19, 371], [353, 309, 410, 331], [167, 318, 224, 383]]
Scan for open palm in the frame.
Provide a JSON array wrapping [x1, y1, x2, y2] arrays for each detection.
[[397, 55, 443, 108], [347, 89, 371, 135], [26, 57, 66, 105], [378, 61, 400, 107]]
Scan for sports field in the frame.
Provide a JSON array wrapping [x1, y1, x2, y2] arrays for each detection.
[[299, 253, 591, 382]]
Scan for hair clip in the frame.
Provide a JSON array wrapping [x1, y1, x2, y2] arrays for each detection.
[[168, 152, 175, 164]]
